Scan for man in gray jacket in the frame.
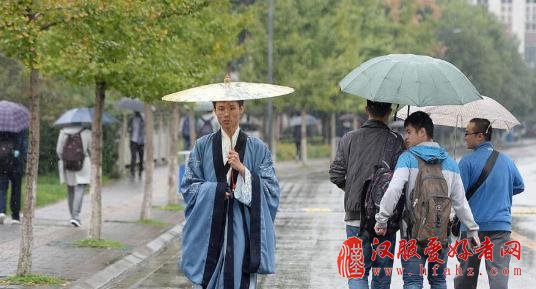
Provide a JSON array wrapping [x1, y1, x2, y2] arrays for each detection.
[[329, 100, 405, 289]]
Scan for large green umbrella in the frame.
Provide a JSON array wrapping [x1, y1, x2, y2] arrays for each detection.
[[339, 54, 482, 106]]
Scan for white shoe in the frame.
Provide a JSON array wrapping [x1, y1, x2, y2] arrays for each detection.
[[0, 213, 5, 225], [11, 219, 20, 225], [70, 219, 81, 227]]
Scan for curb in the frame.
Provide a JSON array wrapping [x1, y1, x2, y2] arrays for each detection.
[[69, 222, 184, 289]]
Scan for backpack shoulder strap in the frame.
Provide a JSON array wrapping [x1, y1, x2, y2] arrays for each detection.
[[465, 150, 499, 200]]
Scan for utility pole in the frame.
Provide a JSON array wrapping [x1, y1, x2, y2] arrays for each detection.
[[267, 0, 274, 150]]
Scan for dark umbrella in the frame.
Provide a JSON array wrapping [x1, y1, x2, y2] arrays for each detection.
[[0, 100, 29, 132], [289, 115, 320, 126], [114, 97, 146, 112], [54, 107, 117, 128]]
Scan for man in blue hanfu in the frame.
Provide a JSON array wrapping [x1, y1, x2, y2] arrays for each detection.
[[180, 100, 280, 289]]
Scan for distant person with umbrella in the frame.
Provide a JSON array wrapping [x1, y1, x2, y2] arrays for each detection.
[[293, 123, 301, 160], [115, 98, 147, 178], [196, 101, 220, 138], [128, 111, 145, 179], [54, 107, 115, 227], [180, 113, 191, 150], [0, 101, 29, 225]]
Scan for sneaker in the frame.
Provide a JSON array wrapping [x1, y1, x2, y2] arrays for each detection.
[[70, 219, 81, 227], [0, 213, 5, 225], [11, 219, 20, 225]]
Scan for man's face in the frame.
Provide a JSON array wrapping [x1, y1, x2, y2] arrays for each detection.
[[464, 122, 485, 149], [404, 125, 427, 148], [214, 101, 244, 133]]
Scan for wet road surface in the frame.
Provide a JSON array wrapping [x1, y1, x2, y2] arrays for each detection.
[[108, 142, 536, 289]]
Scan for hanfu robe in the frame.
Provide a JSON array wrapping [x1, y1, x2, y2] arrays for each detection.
[[180, 129, 280, 289]]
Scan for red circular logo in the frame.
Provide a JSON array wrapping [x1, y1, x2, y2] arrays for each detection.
[[337, 236, 365, 279]]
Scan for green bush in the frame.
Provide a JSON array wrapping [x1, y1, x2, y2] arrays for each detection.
[[275, 141, 330, 161]]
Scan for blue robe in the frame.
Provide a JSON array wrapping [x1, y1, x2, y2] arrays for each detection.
[[180, 130, 280, 289]]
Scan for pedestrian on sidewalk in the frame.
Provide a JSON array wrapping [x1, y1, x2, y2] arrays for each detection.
[[197, 111, 218, 137], [180, 114, 191, 150], [56, 125, 91, 227], [375, 111, 481, 289], [454, 118, 524, 289], [128, 111, 145, 179], [329, 100, 405, 289], [0, 129, 28, 224], [180, 100, 280, 289]]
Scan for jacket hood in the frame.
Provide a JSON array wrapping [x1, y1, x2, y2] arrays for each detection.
[[409, 141, 448, 163]]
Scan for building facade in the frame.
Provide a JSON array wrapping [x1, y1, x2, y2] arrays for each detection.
[[468, 0, 536, 67]]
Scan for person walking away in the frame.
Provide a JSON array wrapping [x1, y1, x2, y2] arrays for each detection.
[[375, 111, 481, 289], [0, 129, 28, 224], [454, 118, 524, 289], [197, 111, 218, 137], [128, 111, 145, 179], [181, 115, 191, 150], [56, 125, 91, 227], [329, 100, 405, 289], [293, 124, 301, 160]]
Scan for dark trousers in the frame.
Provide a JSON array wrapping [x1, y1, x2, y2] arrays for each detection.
[[295, 141, 301, 160], [0, 171, 22, 220], [183, 135, 191, 151], [130, 141, 144, 177]]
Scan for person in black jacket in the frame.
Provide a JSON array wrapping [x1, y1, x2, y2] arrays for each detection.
[[0, 129, 28, 224], [329, 101, 404, 289]]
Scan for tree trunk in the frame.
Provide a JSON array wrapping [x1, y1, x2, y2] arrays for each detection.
[[167, 105, 179, 205], [117, 113, 128, 176], [16, 68, 40, 276], [188, 109, 196, 149], [272, 114, 280, 162], [300, 109, 307, 163], [140, 103, 154, 220], [88, 79, 105, 240], [330, 112, 337, 160], [158, 113, 165, 164]]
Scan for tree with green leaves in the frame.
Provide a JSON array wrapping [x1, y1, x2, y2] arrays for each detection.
[[0, 0, 89, 276], [114, 0, 246, 220], [40, 0, 213, 238], [435, 0, 535, 118], [240, 0, 439, 161]]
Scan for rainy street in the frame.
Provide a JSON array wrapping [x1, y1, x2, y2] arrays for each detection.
[[106, 142, 536, 289]]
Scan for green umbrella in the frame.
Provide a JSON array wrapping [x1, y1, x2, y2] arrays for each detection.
[[339, 54, 482, 106]]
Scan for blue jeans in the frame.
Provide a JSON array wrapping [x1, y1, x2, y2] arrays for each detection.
[[346, 225, 396, 289], [401, 240, 448, 289]]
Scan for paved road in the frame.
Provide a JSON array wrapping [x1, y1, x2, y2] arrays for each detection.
[[110, 142, 536, 289]]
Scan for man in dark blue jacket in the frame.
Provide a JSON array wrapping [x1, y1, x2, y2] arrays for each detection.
[[455, 118, 524, 289]]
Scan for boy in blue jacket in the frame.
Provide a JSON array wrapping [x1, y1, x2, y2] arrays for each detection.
[[454, 118, 524, 289], [375, 111, 480, 289]]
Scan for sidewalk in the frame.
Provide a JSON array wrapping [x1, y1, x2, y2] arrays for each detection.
[[0, 158, 329, 289], [0, 166, 183, 288]]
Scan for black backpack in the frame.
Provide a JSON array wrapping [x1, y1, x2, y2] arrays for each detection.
[[198, 116, 213, 137], [62, 129, 85, 171], [361, 130, 405, 235], [0, 138, 15, 174]]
